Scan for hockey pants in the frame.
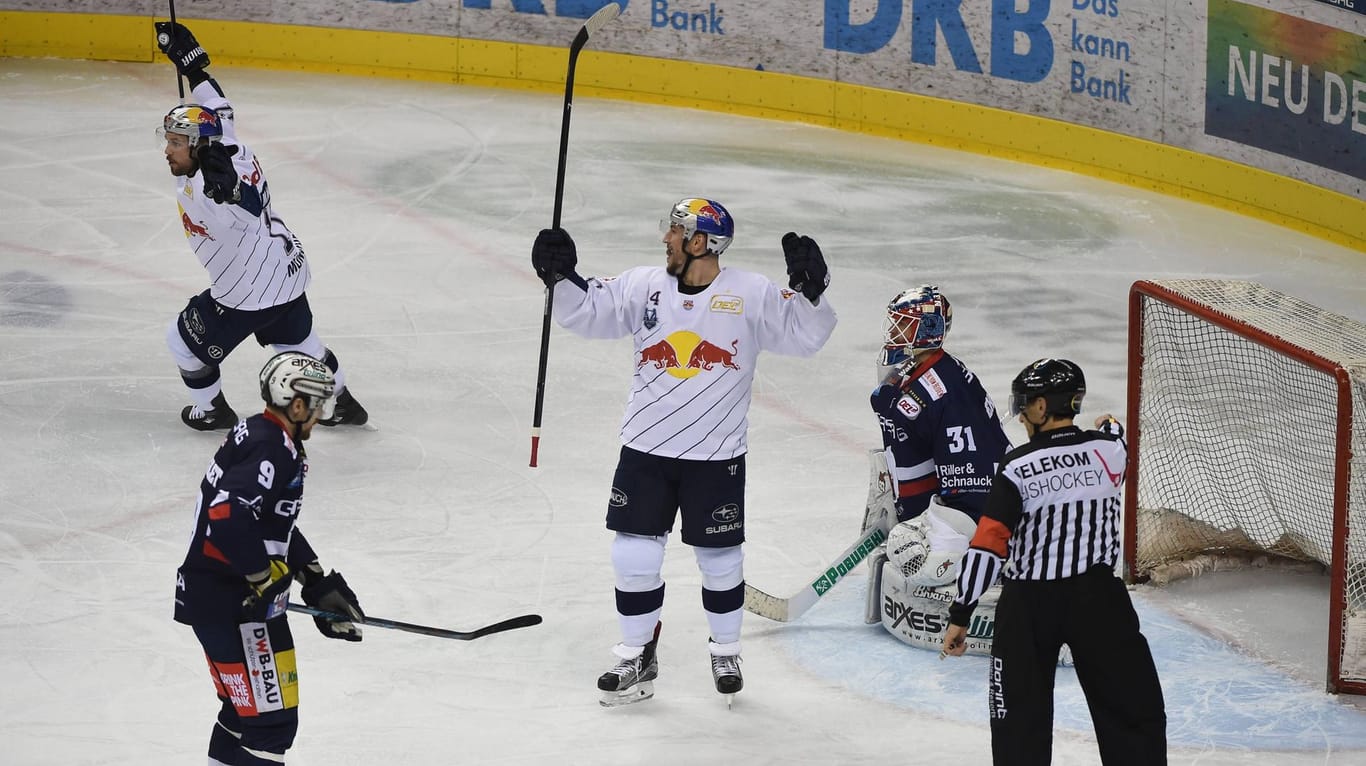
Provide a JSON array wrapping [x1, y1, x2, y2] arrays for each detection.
[[989, 566, 1166, 766]]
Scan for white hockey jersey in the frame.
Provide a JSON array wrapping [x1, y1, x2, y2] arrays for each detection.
[[552, 266, 837, 460], [172, 79, 309, 311]]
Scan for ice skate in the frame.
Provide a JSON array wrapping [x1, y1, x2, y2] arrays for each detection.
[[598, 623, 660, 708], [318, 388, 370, 428], [709, 639, 743, 708], [181, 392, 238, 432]]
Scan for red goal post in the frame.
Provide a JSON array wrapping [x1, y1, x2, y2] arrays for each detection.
[[1125, 279, 1366, 695]]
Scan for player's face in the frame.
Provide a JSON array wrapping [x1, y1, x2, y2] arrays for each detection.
[[163, 132, 195, 176], [887, 312, 918, 349], [291, 398, 325, 440], [662, 223, 688, 276]]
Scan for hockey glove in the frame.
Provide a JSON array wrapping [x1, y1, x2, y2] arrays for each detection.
[[300, 568, 365, 641], [782, 232, 830, 303], [531, 227, 578, 287], [242, 560, 292, 622], [870, 381, 904, 414], [197, 143, 242, 204], [154, 21, 210, 74]]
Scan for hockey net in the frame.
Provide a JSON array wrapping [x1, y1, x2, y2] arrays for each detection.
[[1126, 279, 1366, 694]]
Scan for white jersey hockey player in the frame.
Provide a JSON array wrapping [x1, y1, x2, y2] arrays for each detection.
[[155, 21, 367, 431], [531, 198, 837, 705]]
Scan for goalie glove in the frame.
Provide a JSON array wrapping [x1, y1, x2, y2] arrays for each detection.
[[299, 564, 365, 641], [196, 143, 242, 204], [154, 21, 211, 74], [242, 560, 292, 622]]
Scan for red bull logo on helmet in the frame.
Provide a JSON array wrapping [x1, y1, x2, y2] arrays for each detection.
[[687, 199, 731, 232], [637, 331, 742, 379], [165, 105, 222, 139]]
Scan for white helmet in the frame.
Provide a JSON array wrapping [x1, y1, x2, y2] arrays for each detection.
[[258, 352, 335, 416]]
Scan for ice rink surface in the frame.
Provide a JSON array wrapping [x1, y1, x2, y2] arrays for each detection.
[[2, 58, 1365, 764]]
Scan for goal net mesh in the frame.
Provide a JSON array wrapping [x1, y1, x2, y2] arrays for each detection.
[[1130, 279, 1366, 692]]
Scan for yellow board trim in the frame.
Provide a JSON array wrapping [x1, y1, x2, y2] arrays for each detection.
[[3, 10, 1360, 251]]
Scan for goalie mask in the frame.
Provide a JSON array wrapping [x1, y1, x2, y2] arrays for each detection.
[[259, 352, 336, 419], [879, 285, 952, 367], [661, 198, 734, 256], [1009, 358, 1086, 418]]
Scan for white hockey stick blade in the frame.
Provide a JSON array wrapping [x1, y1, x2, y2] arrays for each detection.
[[744, 525, 888, 622], [583, 2, 622, 37]]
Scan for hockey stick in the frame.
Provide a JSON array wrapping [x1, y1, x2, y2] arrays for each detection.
[[159, 0, 185, 101], [744, 525, 888, 622], [529, 2, 622, 468], [288, 604, 543, 641], [746, 449, 895, 622]]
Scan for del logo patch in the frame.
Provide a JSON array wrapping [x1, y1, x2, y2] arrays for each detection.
[[710, 295, 743, 314], [896, 395, 922, 420]]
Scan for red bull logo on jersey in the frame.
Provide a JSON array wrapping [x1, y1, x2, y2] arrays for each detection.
[[637, 331, 742, 379], [178, 203, 214, 240]]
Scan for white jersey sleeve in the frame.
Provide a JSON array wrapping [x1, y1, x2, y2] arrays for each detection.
[[171, 79, 309, 311], [553, 266, 837, 460]]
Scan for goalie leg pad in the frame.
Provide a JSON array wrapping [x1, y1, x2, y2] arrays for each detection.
[[861, 448, 897, 535], [864, 547, 888, 625], [878, 561, 1000, 655]]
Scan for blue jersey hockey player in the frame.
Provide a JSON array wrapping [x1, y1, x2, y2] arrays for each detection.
[[174, 352, 364, 765], [862, 286, 1012, 652]]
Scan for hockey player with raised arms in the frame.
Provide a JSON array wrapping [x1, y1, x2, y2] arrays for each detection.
[[531, 198, 837, 706], [860, 285, 1011, 653], [174, 352, 365, 765], [154, 22, 367, 431]]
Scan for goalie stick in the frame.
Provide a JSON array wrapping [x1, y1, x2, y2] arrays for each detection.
[[529, 2, 623, 468], [288, 604, 543, 641], [745, 449, 895, 622], [744, 525, 887, 622]]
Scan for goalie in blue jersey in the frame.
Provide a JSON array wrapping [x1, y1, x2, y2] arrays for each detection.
[[861, 285, 1012, 654]]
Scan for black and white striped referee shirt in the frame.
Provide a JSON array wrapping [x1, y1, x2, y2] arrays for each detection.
[[948, 420, 1126, 626]]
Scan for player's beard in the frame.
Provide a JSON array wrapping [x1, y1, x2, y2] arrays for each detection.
[[665, 244, 685, 277]]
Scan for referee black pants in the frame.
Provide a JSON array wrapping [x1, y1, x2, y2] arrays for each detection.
[[990, 565, 1166, 765]]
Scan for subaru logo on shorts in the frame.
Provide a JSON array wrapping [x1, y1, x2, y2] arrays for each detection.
[[711, 504, 739, 523], [609, 488, 627, 507]]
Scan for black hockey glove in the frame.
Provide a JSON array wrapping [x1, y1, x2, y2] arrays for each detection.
[[782, 232, 829, 303], [300, 568, 365, 641], [242, 560, 292, 622], [531, 227, 578, 287], [196, 143, 242, 204], [870, 381, 904, 414], [155, 21, 211, 74]]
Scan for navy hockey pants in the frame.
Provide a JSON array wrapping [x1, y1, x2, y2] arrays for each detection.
[[193, 619, 300, 765]]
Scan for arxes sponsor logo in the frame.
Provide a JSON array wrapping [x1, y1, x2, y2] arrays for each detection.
[[884, 596, 946, 634]]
